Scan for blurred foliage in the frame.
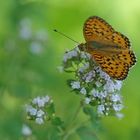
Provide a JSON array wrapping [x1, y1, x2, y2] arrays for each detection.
[[0, 0, 140, 140]]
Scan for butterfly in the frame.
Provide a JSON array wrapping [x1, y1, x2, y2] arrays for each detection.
[[78, 16, 136, 80]]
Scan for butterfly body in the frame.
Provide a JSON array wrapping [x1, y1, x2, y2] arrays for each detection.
[[78, 16, 136, 80], [86, 41, 123, 55]]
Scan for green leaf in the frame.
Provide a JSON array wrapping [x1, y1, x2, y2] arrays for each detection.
[[64, 69, 75, 73], [83, 106, 96, 118], [47, 103, 55, 116], [76, 126, 99, 140], [67, 79, 74, 85], [51, 117, 64, 126]]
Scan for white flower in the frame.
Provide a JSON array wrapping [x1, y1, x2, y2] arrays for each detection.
[[97, 105, 105, 114], [83, 71, 95, 83], [32, 96, 50, 106], [62, 45, 124, 117], [116, 113, 124, 119], [114, 80, 122, 90], [37, 109, 45, 117], [30, 41, 42, 55], [63, 49, 78, 62], [35, 117, 44, 125], [22, 124, 32, 136], [113, 104, 124, 111], [43, 95, 50, 103], [25, 105, 32, 112], [32, 97, 45, 107], [78, 62, 89, 73], [91, 89, 99, 97], [95, 81, 102, 87], [98, 91, 107, 99], [85, 97, 91, 104], [91, 90, 107, 99], [104, 80, 115, 93], [71, 81, 80, 89], [19, 18, 32, 40], [98, 67, 110, 81], [111, 94, 122, 102], [26, 105, 37, 116], [32, 97, 40, 104], [25, 95, 52, 124], [80, 87, 87, 95], [20, 26, 32, 40], [29, 108, 37, 116]]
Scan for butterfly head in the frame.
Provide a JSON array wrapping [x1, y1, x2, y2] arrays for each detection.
[[78, 43, 87, 52]]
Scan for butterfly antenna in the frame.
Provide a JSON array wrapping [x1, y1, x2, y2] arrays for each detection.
[[53, 29, 80, 44]]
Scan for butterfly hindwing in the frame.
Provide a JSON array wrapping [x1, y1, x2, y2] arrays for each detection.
[[91, 52, 129, 80], [118, 50, 136, 67]]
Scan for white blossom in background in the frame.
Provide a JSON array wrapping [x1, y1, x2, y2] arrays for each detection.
[[18, 18, 48, 55], [62, 46, 124, 118], [26, 105, 37, 116], [116, 113, 124, 120], [25, 95, 53, 125], [30, 41, 43, 55], [22, 124, 32, 136], [19, 18, 32, 40]]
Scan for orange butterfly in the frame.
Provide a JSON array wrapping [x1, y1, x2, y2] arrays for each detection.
[[78, 16, 136, 80]]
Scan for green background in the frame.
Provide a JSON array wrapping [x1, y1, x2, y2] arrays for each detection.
[[0, 0, 140, 139]]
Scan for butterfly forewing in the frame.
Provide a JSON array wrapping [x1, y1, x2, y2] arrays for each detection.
[[111, 32, 130, 49], [83, 16, 114, 42]]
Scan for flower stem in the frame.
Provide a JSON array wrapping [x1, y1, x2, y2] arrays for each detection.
[[62, 102, 83, 140]]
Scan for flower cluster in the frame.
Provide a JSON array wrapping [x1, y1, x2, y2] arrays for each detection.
[[25, 95, 54, 124], [5, 18, 48, 55], [62, 47, 124, 118]]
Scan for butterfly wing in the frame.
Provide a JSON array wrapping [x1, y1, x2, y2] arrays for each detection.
[[83, 16, 114, 42], [109, 32, 136, 67], [91, 52, 129, 80], [83, 16, 130, 48], [83, 16, 136, 80]]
